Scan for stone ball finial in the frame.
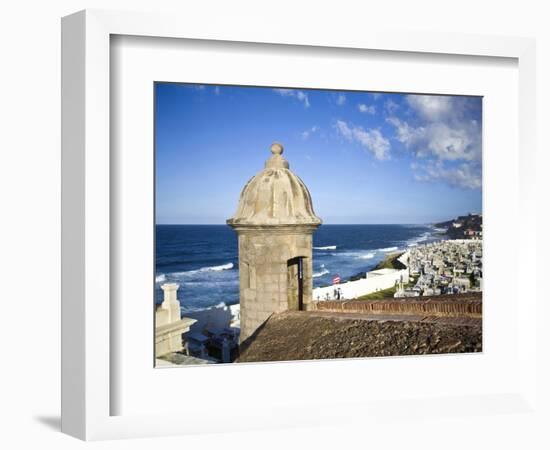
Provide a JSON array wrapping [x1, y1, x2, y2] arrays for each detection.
[[271, 142, 284, 155], [226, 142, 322, 227]]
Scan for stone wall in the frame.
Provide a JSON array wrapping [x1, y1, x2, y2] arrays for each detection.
[[314, 292, 482, 318], [237, 229, 314, 341]]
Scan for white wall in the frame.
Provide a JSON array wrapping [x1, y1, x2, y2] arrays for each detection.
[[313, 268, 409, 300], [1, 1, 548, 449], [184, 304, 240, 334], [313, 251, 411, 300]]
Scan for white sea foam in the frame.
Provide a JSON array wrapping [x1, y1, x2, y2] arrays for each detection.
[[200, 262, 234, 272], [406, 231, 432, 247], [314, 245, 337, 250], [155, 274, 166, 283], [172, 262, 235, 277], [313, 264, 330, 278], [358, 252, 375, 259], [379, 246, 398, 252], [178, 279, 239, 287], [313, 269, 330, 278], [331, 251, 377, 260]]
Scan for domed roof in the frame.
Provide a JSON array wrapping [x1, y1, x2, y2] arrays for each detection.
[[227, 143, 322, 227]]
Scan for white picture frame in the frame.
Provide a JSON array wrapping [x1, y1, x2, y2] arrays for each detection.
[[61, 9, 537, 441]]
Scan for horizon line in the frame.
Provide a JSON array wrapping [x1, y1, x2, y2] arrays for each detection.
[[156, 222, 436, 226]]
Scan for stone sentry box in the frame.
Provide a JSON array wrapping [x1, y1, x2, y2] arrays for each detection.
[[227, 143, 322, 342]]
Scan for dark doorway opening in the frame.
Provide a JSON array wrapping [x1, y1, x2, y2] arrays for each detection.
[[287, 256, 304, 311]]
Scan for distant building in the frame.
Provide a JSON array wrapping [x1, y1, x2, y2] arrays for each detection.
[[407, 239, 482, 295]]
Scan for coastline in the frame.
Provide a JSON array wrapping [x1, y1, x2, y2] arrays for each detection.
[[156, 234, 483, 364], [156, 223, 438, 310], [373, 251, 407, 270], [156, 222, 481, 313], [312, 238, 482, 302]]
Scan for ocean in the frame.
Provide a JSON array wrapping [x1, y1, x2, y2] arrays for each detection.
[[155, 224, 441, 311]]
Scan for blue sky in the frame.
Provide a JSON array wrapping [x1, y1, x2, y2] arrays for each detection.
[[155, 83, 482, 224]]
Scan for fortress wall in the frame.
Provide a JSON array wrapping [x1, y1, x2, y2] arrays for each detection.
[[238, 231, 314, 342], [315, 293, 482, 318]]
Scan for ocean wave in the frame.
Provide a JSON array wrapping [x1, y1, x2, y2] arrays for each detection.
[[179, 278, 239, 286], [378, 246, 398, 252], [313, 245, 337, 250], [181, 301, 241, 314], [313, 264, 330, 278], [172, 262, 235, 277], [332, 251, 377, 260], [180, 302, 228, 313], [199, 262, 234, 272], [406, 231, 432, 247], [155, 274, 166, 283], [358, 252, 375, 259], [313, 269, 330, 278]]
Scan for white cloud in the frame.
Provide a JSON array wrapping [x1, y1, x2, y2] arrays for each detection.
[[371, 93, 382, 100], [406, 95, 454, 121], [273, 88, 310, 108], [296, 91, 310, 108], [384, 99, 399, 114], [301, 125, 319, 140], [335, 120, 353, 140], [386, 116, 425, 148], [386, 114, 480, 162], [336, 94, 346, 106], [335, 120, 390, 160], [413, 161, 482, 190], [214, 86, 220, 95], [358, 103, 376, 114], [386, 94, 482, 190], [273, 88, 293, 96]]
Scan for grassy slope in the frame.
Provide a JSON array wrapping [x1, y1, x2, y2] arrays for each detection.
[[374, 251, 407, 270], [356, 286, 398, 300], [355, 277, 417, 301]]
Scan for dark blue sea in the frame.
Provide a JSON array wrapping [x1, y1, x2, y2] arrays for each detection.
[[155, 224, 441, 311]]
